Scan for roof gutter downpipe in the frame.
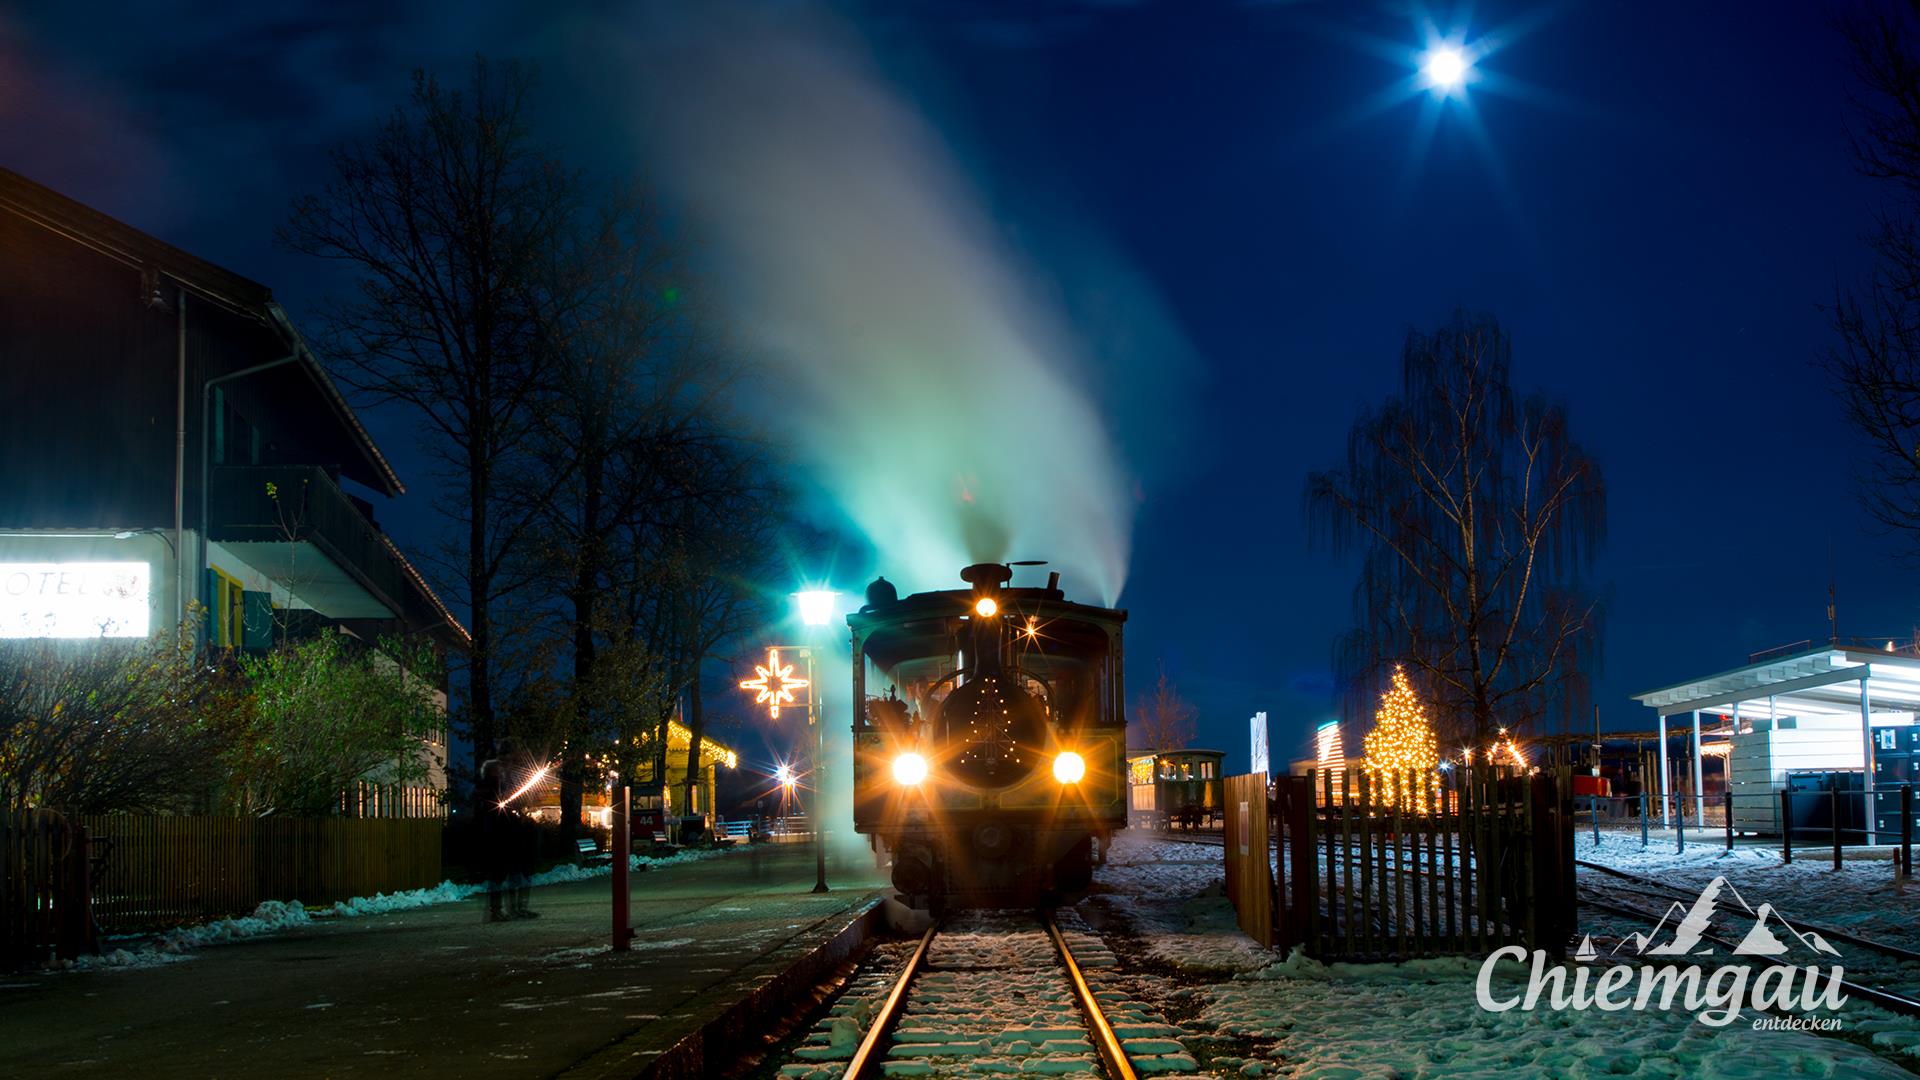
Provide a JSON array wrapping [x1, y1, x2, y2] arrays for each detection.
[[174, 288, 188, 632], [199, 352, 299, 650]]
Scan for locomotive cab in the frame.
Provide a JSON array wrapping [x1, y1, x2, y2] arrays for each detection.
[[850, 563, 1127, 909]]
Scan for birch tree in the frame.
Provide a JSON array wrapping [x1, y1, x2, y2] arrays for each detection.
[[1306, 313, 1606, 743]]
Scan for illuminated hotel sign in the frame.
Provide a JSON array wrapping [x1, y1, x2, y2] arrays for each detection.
[[0, 562, 151, 638]]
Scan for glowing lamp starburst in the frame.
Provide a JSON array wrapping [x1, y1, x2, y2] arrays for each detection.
[[1423, 46, 1467, 90], [740, 647, 808, 718]]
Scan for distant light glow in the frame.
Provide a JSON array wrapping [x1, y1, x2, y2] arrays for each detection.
[[775, 763, 794, 785], [1053, 750, 1086, 785], [974, 596, 998, 618], [892, 752, 928, 786], [796, 589, 838, 627], [740, 648, 808, 718], [1423, 46, 1467, 90], [500, 765, 551, 809]]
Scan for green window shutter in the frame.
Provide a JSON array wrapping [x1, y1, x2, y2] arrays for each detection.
[[203, 569, 221, 641], [242, 591, 274, 649]]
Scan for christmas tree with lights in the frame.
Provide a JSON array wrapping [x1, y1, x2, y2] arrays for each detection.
[[1363, 664, 1439, 812]]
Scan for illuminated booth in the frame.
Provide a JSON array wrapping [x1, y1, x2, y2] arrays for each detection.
[[0, 167, 466, 794], [1126, 748, 1225, 829], [1633, 645, 1920, 842]]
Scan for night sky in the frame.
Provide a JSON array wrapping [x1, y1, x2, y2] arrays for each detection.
[[2, 1, 1909, 774]]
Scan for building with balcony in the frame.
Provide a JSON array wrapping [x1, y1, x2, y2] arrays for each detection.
[[0, 166, 467, 794]]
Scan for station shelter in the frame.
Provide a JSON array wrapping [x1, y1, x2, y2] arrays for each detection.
[[1632, 643, 1920, 841]]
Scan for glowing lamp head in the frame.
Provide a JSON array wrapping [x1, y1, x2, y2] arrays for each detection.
[[796, 589, 838, 627], [974, 596, 998, 619], [1422, 45, 1469, 92], [1052, 750, 1086, 785], [775, 764, 793, 785], [892, 752, 929, 786]]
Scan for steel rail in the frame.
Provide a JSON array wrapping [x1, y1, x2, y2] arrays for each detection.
[[1575, 859, 1920, 964], [841, 923, 937, 1080], [1045, 915, 1139, 1080]]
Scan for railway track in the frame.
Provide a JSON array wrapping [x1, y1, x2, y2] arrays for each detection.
[[820, 912, 1147, 1080], [1573, 858, 1920, 964], [1574, 886, 1920, 1019]]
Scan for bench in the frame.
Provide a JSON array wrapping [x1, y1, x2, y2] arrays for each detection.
[[576, 837, 610, 867], [718, 820, 754, 842]]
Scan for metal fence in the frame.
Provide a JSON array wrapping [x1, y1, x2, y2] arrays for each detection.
[[1573, 784, 1918, 873]]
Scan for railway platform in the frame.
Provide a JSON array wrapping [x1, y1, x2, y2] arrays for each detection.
[[0, 843, 889, 1079]]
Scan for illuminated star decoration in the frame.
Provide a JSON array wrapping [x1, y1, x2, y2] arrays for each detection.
[[740, 647, 808, 718]]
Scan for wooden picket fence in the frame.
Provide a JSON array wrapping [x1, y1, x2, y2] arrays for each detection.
[[3, 811, 444, 966], [85, 815, 443, 933], [1224, 766, 1576, 959], [1, 811, 88, 970]]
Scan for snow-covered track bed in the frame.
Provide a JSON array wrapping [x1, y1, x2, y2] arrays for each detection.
[[777, 911, 1196, 1079]]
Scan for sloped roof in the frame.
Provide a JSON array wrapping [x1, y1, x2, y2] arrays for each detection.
[[0, 166, 402, 497]]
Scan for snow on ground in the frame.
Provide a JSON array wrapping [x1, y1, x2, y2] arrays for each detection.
[[48, 846, 733, 973], [1576, 833, 1920, 950], [1083, 831, 1920, 1078]]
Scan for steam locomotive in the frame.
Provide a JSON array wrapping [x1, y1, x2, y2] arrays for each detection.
[[849, 562, 1128, 908]]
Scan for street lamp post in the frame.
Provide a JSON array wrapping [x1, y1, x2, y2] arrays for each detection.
[[795, 589, 838, 895], [740, 587, 840, 894]]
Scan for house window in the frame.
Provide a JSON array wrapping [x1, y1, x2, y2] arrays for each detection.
[[210, 566, 244, 648]]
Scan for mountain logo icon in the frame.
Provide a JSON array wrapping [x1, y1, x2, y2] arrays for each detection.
[[1610, 876, 1839, 958]]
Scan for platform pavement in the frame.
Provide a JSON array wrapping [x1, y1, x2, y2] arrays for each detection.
[[0, 843, 890, 1079]]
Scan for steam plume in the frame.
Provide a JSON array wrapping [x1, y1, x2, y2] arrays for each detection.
[[631, 6, 1156, 604]]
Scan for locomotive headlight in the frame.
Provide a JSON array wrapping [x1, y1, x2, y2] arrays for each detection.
[[974, 596, 998, 618], [1052, 751, 1086, 785], [892, 752, 929, 786]]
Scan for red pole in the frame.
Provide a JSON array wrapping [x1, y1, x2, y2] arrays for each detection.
[[612, 785, 632, 951]]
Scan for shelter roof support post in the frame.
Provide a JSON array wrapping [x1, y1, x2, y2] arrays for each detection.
[[1691, 709, 1706, 827], [1863, 681, 1878, 846], [1657, 711, 1671, 826]]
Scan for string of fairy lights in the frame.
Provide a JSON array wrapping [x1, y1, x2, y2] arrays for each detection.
[[1358, 663, 1534, 814], [1362, 665, 1439, 812]]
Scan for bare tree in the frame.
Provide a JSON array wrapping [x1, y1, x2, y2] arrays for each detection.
[[281, 58, 579, 788], [1128, 662, 1197, 751], [508, 184, 740, 837], [671, 443, 783, 821], [1306, 313, 1605, 744], [1826, 6, 1920, 553]]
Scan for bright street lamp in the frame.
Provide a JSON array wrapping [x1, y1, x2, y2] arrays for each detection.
[[796, 589, 838, 627], [1421, 44, 1470, 94]]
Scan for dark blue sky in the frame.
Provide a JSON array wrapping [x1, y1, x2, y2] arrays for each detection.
[[2, 1, 1909, 773]]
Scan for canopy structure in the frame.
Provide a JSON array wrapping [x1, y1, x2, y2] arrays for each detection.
[[1631, 644, 1920, 840]]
